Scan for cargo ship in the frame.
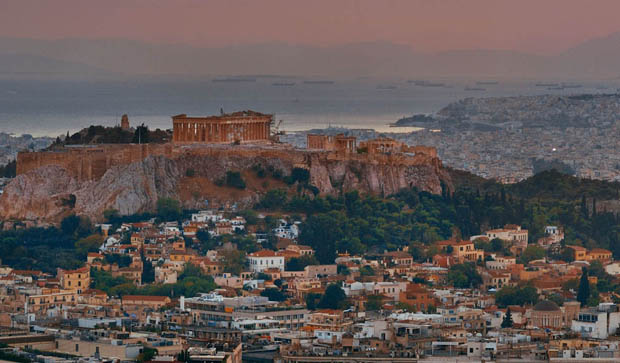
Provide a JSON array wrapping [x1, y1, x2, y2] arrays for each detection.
[[212, 77, 257, 83], [303, 80, 335, 85]]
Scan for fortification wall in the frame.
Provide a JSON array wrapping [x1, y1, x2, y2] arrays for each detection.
[[17, 143, 440, 182], [17, 144, 176, 181]]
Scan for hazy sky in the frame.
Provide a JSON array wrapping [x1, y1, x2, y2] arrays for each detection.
[[3, 0, 620, 54]]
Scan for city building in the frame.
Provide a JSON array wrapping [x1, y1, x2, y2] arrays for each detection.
[[247, 250, 285, 272], [57, 267, 90, 294]]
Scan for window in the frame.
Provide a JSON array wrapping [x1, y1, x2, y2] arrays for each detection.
[[75, 344, 79, 352]]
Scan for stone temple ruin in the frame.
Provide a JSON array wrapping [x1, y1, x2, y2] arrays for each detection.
[[306, 134, 437, 157], [172, 110, 273, 144]]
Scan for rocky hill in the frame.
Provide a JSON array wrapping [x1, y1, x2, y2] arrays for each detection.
[[0, 144, 450, 224]]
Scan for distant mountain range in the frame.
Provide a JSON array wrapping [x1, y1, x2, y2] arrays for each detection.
[[1, 34, 620, 79]]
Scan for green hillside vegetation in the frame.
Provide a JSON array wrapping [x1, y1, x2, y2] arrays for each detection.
[[52, 124, 171, 147], [0, 170, 619, 281]]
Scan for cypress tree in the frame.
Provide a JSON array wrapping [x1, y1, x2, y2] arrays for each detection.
[[501, 307, 514, 328], [577, 267, 590, 306], [580, 194, 588, 218]]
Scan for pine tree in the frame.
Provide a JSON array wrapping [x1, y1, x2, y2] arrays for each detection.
[[501, 307, 514, 328], [577, 267, 590, 306]]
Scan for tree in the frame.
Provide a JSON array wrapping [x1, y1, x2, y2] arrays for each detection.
[[490, 238, 505, 252], [447, 263, 482, 288], [495, 285, 538, 307], [132, 123, 149, 144], [286, 255, 319, 271], [305, 292, 322, 310], [61, 215, 81, 236], [137, 347, 157, 362], [221, 250, 246, 275], [0, 160, 17, 178], [142, 254, 155, 284], [548, 293, 565, 307], [501, 307, 514, 328], [225, 171, 246, 189], [366, 295, 383, 311], [179, 263, 204, 280], [74, 234, 103, 258], [360, 265, 375, 276], [577, 267, 590, 306], [337, 265, 350, 275], [520, 245, 545, 264], [287, 167, 310, 185], [239, 209, 259, 225], [103, 209, 121, 223], [156, 198, 182, 221], [256, 189, 288, 209], [261, 288, 287, 301], [317, 284, 347, 309], [196, 229, 215, 251], [256, 272, 272, 281], [300, 211, 344, 264]]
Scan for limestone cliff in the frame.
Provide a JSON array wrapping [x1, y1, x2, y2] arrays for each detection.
[[0, 145, 451, 224]]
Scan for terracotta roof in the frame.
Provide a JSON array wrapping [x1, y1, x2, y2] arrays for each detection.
[[384, 251, 412, 258], [567, 245, 586, 251], [11, 270, 44, 276], [249, 250, 279, 257], [277, 250, 301, 258], [589, 248, 611, 254], [122, 295, 169, 302], [60, 266, 90, 274]]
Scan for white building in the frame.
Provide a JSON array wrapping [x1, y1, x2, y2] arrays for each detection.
[[545, 226, 564, 243], [605, 262, 620, 276], [484, 225, 528, 244], [231, 216, 246, 232], [466, 338, 497, 358], [247, 250, 285, 272], [191, 210, 223, 223], [571, 303, 620, 339], [273, 220, 300, 240]]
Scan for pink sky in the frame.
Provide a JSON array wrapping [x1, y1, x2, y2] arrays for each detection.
[[3, 0, 620, 54]]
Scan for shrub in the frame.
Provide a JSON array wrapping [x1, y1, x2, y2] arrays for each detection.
[[252, 164, 266, 178], [185, 168, 195, 177], [156, 198, 182, 221], [225, 171, 246, 189]]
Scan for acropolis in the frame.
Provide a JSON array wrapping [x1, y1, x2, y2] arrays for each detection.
[[15, 111, 441, 183]]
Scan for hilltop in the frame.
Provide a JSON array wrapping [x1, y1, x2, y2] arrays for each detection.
[[0, 142, 448, 224]]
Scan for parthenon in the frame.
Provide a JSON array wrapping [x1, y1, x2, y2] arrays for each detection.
[[172, 110, 273, 143]]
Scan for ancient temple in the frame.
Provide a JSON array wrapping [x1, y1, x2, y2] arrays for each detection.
[[306, 134, 357, 153], [172, 110, 273, 144]]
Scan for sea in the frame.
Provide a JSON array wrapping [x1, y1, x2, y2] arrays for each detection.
[[0, 77, 618, 137]]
